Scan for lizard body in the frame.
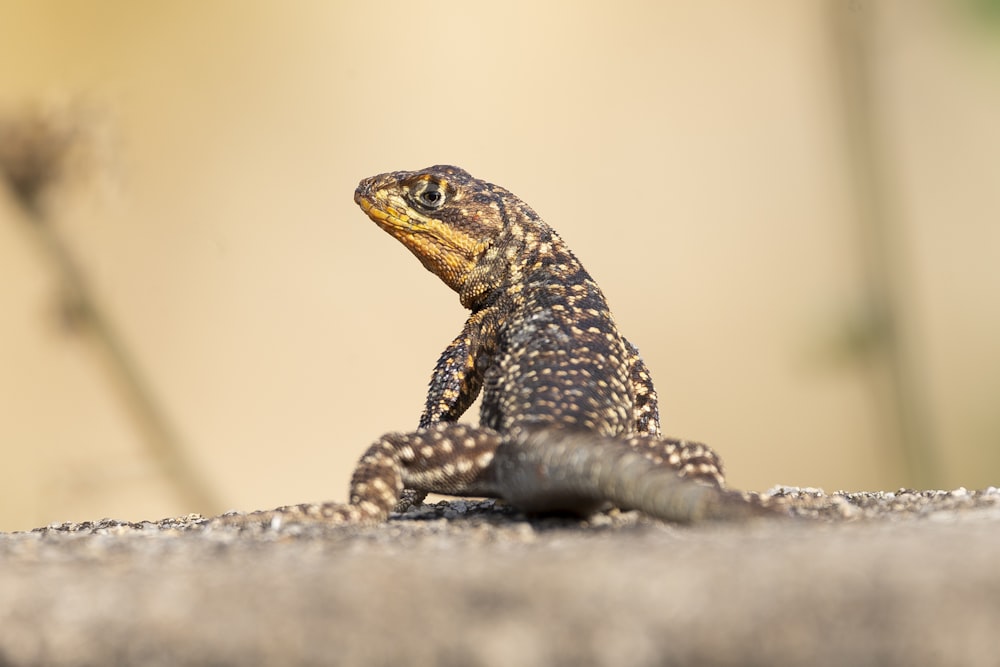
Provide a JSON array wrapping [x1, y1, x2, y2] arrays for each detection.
[[218, 166, 767, 527]]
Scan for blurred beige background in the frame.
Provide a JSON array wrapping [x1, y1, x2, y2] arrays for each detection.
[[1, 1, 997, 531]]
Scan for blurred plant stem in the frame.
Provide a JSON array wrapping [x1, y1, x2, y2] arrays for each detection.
[[0, 104, 222, 515], [833, 2, 939, 488]]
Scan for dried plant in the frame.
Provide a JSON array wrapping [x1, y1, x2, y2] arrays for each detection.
[[0, 104, 78, 215], [0, 100, 221, 515]]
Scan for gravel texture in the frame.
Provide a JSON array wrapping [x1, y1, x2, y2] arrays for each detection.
[[1, 487, 999, 666]]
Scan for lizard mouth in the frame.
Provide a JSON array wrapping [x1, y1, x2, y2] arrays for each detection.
[[356, 190, 421, 232], [360, 200, 412, 230]]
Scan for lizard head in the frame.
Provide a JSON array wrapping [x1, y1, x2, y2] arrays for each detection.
[[354, 165, 513, 296]]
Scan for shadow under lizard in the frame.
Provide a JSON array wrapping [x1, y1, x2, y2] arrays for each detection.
[[217, 165, 770, 527]]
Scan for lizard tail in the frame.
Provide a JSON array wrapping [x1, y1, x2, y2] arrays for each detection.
[[494, 427, 780, 523]]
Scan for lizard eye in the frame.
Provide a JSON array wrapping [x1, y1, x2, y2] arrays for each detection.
[[412, 181, 446, 211]]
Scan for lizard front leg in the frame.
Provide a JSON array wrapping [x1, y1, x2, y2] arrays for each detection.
[[395, 310, 489, 511], [419, 309, 490, 427]]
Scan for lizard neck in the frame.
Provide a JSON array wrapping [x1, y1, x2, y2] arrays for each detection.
[[459, 238, 516, 310], [458, 217, 560, 311]]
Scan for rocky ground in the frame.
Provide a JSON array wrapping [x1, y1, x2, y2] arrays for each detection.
[[1, 487, 999, 666]]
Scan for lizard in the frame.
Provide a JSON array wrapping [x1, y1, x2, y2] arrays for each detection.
[[214, 165, 770, 528]]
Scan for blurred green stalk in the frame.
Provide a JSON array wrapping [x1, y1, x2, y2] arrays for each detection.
[[833, 1, 940, 488]]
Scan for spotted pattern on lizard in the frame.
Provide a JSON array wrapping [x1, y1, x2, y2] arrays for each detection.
[[215, 166, 769, 527]]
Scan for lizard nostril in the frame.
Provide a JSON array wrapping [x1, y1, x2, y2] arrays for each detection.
[[354, 180, 370, 203]]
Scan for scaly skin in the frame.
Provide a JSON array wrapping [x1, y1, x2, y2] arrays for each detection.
[[214, 166, 770, 527]]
